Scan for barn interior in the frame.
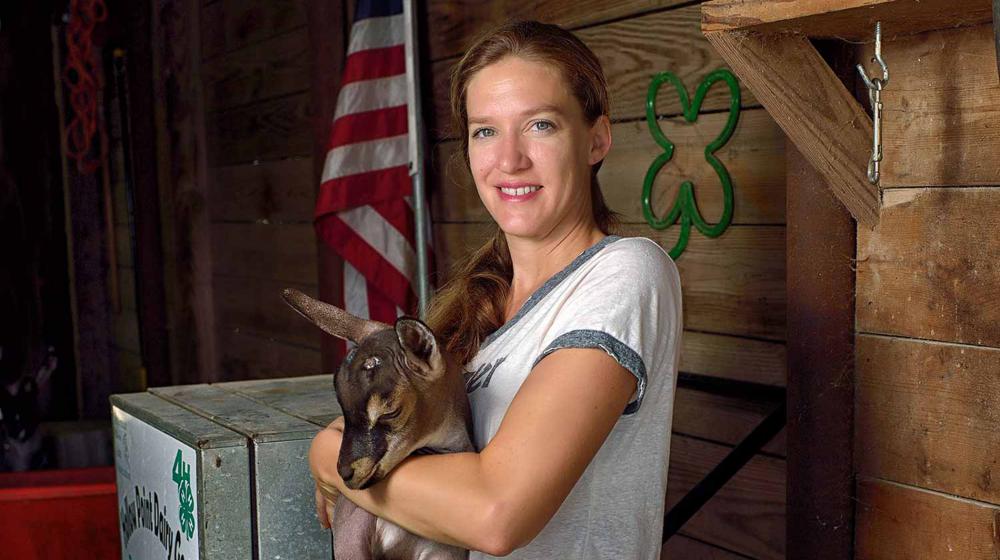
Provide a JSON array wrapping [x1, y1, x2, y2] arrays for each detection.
[[1, 0, 999, 558]]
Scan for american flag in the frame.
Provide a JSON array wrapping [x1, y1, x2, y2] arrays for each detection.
[[315, 0, 425, 346]]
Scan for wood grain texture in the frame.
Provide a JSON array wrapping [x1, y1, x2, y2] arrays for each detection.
[[856, 334, 1000, 504], [431, 109, 786, 226], [660, 534, 750, 559], [433, 224, 786, 340], [679, 331, 786, 387], [855, 477, 1000, 559], [201, 0, 307, 60], [705, 30, 879, 227], [702, 0, 994, 40], [667, 435, 786, 559], [213, 275, 321, 350], [208, 157, 314, 223], [674, 386, 787, 455], [202, 27, 310, 111], [153, 0, 217, 384], [206, 93, 312, 166], [211, 223, 319, 284], [426, 0, 689, 62], [427, 5, 761, 136], [217, 329, 323, 381], [876, 23, 1000, 187], [856, 187, 1000, 347]]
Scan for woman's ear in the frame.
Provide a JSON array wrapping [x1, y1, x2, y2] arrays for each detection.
[[588, 114, 612, 166]]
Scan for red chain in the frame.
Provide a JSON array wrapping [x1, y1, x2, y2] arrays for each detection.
[[63, 0, 107, 175]]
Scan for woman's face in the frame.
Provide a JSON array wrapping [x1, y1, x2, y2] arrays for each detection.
[[465, 56, 611, 241]]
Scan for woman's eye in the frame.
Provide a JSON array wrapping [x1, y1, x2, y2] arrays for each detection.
[[471, 127, 495, 139], [531, 120, 554, 132]]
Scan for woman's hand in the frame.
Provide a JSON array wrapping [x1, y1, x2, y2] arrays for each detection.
[[312, 416, 346, 528]]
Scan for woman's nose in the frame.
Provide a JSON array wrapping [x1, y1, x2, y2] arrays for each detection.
[[496, 134, 530, 174]]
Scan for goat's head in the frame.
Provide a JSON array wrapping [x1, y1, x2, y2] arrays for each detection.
[[281, 289, 449, 490]]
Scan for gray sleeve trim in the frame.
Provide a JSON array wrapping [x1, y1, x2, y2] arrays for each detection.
[[532, 329, 647, 415]]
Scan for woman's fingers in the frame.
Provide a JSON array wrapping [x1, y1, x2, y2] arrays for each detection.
[[315, 485, 331, 528]]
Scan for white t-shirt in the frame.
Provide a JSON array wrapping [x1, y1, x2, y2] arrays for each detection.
[[464, 235, 683, 559]]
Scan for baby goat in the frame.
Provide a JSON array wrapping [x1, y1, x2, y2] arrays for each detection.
[[282, 289, 472, 560]]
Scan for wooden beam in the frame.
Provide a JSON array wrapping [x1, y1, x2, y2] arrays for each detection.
[[702, 0, 993, 40], [704, 29, 880, 227], [993, 0, 1000, 78], [786, 142, 856, 559]]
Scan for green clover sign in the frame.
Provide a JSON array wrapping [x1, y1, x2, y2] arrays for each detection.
[[642, 68, 741, 259]]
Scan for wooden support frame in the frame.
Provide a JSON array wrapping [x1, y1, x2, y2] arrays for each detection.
[[703, 0, 994, 229]]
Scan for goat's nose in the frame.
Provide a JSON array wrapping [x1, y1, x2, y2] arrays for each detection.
[[338, 463, 354, 482]]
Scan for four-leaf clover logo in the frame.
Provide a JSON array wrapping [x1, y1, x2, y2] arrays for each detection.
[[642, 68, 741, 259]]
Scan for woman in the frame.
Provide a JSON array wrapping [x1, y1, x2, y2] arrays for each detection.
[[310, 20, 682, 559]]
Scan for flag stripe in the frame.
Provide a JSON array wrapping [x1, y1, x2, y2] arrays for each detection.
[[316, 165, 412, 217], [334, 74, 407, 117], [337, 204, 416, 282], [322, 133, 409, 183], [366, 286, 398, 324], [328, 105, 408, 149], [316, 216, 414, 309], [370, 197, 416, 247], [342, 45, 406, 86], [343, 261, 370, 320], [348, 13, 404, 54]]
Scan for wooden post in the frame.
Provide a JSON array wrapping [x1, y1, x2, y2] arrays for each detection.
[[786, 141, 856, 559], [307, 0, 348, 369]]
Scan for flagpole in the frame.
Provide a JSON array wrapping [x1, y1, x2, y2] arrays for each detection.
[[403, 0, 431, 319]]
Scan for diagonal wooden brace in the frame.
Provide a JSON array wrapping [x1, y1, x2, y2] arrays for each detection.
[[704, 30, 881, 228]]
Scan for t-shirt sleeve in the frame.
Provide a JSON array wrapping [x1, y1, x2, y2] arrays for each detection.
[[532, 239, 682, 415]]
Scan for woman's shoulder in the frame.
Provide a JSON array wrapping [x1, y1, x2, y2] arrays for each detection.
[[595, 236, 679, 279]]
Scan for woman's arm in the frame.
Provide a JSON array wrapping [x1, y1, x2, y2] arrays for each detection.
[[309, 346, 637, 556]]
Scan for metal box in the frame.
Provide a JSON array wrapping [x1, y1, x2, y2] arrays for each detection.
[[111, 392, 253, 560], [150, 384, 334, 560]]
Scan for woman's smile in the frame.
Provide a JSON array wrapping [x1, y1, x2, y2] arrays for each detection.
[[497, 183, 543, 202]]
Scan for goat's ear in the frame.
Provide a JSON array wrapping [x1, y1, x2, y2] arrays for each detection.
[[395, 318, 444, 379], [282, 288, 389, 343]]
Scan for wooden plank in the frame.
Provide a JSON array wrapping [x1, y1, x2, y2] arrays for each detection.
[[206, 93, 312, 166], [856, 187, 1000, 347], [631, 225, 786, 340], [426, 0, 690, 62], [431, 110, 786, 226], [786, 141, 856, 559], [201, 0, 307, 60], [217, 329, 323, 381], [660, 535, 750, 559], [877, 23, 1000, 187], [307, 0, 349, 368], [153, 0, 217, 384], [667, 435, 786, 559], [856, 477, 1000, 559], [427, 5, 761, 136], [208, 157, 314, 223], [202, 27, 310, 111], [680, 331, 786, 387], [211, 223, 318, 284], [433, 224, 786, 340], [213, 275, 321, 350], [116, 348, 146, 394], [673, 387, 787, 456], [705, 30, 880, 227], [856, 334, 1000, 504], [117, 266, 137, 312], [702, 0, 994, 40], [114, 310, 141, 355]]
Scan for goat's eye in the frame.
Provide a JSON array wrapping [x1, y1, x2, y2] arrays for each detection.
[[380, 409, 401, 422], [362, 356, 381, 370]]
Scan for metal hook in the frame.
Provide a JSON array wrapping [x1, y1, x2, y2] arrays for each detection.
[[856, 22, 888, 185]]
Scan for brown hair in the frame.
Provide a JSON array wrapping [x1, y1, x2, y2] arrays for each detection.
[[426, 20, 618, 366]]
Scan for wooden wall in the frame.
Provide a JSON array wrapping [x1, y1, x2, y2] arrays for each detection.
[[426, 2, 788, 557], [853, 22, 1000, 558], [196, 0, 324, 380]]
